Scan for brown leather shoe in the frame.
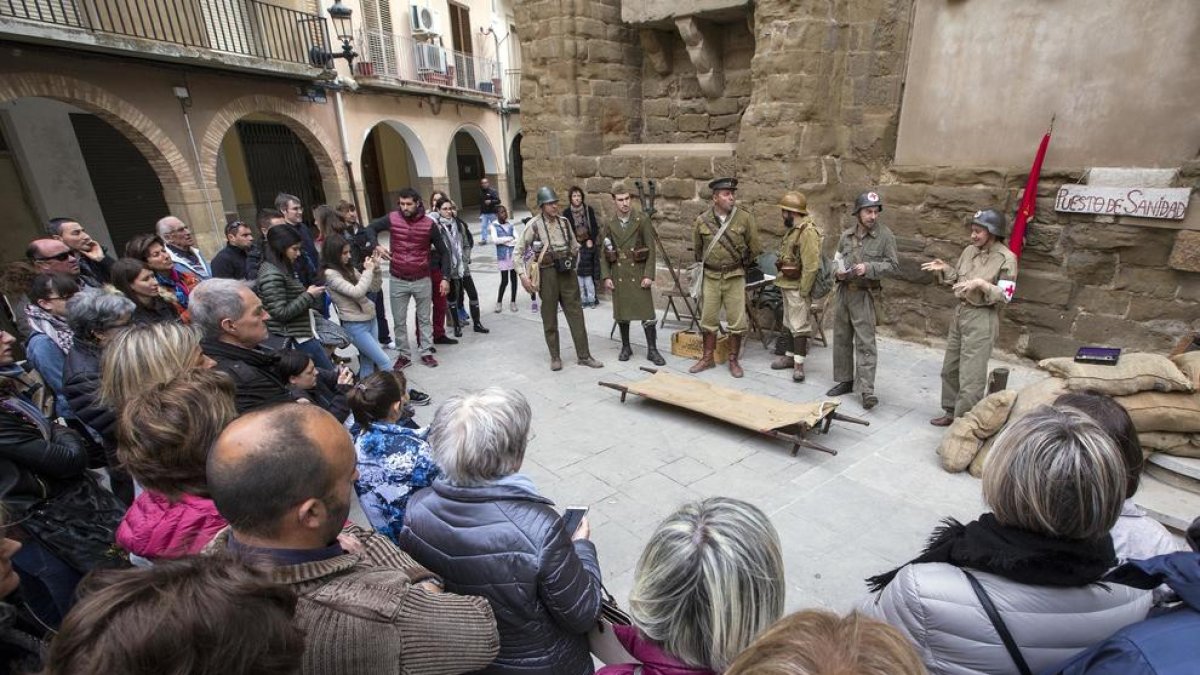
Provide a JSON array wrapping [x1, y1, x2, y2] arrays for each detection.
[[688, 332, 716, 373], [930, 415, 954, 427], [728, 334, 744, 378], [793, 361, 805, 382], [770, 354, 793, 370]]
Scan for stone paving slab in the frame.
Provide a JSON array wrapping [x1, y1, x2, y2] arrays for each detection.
[[351, 231, 1044, 613]]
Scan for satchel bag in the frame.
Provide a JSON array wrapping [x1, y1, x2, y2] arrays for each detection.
[[599, 584, 632, 627], [527, 236, 550, 289], [688, 217, 735, 301], [21, 471, 129, 573], [312, 311, 351, 350]]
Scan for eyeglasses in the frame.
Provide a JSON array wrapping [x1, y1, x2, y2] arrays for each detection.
[[33, 251, 77, 263], [45, 294, 75, 301], [168, 226, 191, 234]]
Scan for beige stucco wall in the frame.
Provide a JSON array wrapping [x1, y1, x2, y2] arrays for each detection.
[[896, 0, 1200, 168]]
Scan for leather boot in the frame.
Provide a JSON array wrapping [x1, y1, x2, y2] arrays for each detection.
[[644, 324, 666, 366], [728, 334, 744, 378], [470, 304, 490, 333], [793, 336, 808, 382], [450, 303, 463, 338], [770, 333, 794, 370], [617, 322, 632, 361], [688, 332, 716, 373]]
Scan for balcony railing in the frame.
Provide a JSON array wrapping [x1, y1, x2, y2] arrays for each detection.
[[356, 29, 501, 99], [0, 0, 329, 68], [505, 69, 521, 104]]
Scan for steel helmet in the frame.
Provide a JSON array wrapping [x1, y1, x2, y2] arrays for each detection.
[[777, 191, 808, 214], [853, 190, 884, 214], [536, 186, 559, 207], [971, 208, 1008, 238]]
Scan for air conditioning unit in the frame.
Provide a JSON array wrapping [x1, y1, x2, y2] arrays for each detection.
[[417, 43, 446, 73], [410, 5, 437, 34]]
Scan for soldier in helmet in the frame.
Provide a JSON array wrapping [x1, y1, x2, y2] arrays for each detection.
[[826, 190, 899, 409], [601, 183, 666, 365], [689, 177, 761, 378], [515, 186, 604, 371], [770, 191, 822, 382], [922, 208, 1018, 426]]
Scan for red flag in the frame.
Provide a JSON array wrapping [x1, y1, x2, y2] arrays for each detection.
[[1009, 118, 1053, 259]]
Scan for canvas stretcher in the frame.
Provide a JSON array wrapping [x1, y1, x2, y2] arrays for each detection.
[[599, 368, 869, 456]]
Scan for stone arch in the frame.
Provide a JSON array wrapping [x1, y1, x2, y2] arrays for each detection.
[[0, 72, 194, 200], [200, 95, 347, 197], [450, 123, 499, 175], [359, 119, 433, 177]]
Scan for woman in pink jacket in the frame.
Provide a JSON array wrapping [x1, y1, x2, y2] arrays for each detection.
[[114, 369, 234, 560]]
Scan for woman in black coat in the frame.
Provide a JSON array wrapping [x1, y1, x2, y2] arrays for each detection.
[[564, 186, 601, 308]]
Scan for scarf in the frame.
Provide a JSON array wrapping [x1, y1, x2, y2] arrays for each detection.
[[438, 215, 465, 278], [24, 304, 74, 354], [156, 270, 190, 309], [866, 513, 1117, 593]]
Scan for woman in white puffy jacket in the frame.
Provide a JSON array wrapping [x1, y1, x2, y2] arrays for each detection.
[[860, 405, 1152, 675]]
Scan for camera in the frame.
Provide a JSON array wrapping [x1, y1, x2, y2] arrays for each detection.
[[554, 257, 575, 273]]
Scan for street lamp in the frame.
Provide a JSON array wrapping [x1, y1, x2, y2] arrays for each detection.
[[322, 0, 357, 69]]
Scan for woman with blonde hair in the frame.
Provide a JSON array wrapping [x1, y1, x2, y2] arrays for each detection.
[[725, 610, 927, 675], [596, 497, 785, 675], [98, 322, 213, 411], [861, 406, 1152, 674]]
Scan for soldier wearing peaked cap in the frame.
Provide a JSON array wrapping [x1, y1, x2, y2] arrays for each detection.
[[601, 183, 665, 365], [922, 208, 1018, 426], [689, 177, 761, 378], [826, 190, 899, 410]]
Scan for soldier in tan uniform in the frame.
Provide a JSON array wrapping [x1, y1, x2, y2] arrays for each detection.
[[600, 184, 665, 366], [770, 191, 822, 383], [922, 208, 1018, 426], [516, 187, 604, 372], [826, 191, 898, 410], [689, 177, 761, 378]]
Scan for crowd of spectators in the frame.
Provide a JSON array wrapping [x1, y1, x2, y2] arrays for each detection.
[[0, 195, 1195, 675]]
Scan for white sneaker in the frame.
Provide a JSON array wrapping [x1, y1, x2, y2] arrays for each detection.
[[494, 302, 503, 313], [510, 301, 518, 312]]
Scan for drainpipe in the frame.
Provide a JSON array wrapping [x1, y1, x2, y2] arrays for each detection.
[[333, 88, 362, 216], [175, 90, 223, 247]]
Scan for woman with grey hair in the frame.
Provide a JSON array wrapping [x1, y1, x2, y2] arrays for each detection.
[[62, 287, 135, 502], [400, 387, 603, 675], [860, 405, 1152, 675], [596, 497, 785, 674]]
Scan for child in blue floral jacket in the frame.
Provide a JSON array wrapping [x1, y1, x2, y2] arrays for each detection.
[[347, 371, 441, 544]]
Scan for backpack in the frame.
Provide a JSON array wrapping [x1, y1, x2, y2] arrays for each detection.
[[810, 253, 836, 300]]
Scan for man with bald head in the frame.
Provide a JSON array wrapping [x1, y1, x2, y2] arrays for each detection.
[[206, 403, 498, 675], [156, 215, 212, 280], [26, 239, 82, 284]]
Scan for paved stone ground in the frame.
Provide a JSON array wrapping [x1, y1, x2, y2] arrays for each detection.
[[351, 208, 1045, 614]]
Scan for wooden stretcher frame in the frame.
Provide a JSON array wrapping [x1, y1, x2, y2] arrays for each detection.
[[599, 367, 869, 457]]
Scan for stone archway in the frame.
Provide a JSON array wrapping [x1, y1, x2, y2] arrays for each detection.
[[450, 123, 499, 174], [359, 119, 434, 218]]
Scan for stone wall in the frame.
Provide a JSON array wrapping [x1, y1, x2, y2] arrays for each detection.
[[513, 0, 1200, 358]]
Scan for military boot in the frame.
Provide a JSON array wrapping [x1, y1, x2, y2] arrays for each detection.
[[770, 333, 794, 370], [617, 322, 633, 361], [728, 334, 744, 378], [793, 336, 808, 382], [644, 324, 666, 366], [688, 332, 716, 373]]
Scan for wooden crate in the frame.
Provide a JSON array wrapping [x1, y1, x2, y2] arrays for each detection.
[[671, 330, 730, 364]]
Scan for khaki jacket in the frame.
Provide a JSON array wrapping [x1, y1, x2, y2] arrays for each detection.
[[835, 223, 899, 282], [938, 240, 1018, 307], [775, 216, 822, 296], [692, 206, 761, 279], [514, 213, 579, 277]]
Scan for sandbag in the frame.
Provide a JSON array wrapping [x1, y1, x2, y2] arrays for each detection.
[[964, 380, 1063, 479], [1038, 353, 1193, 396], [968, 390, 1017, 440], [1117, 391, 1200, 434], [938, 418, 982, 473], [969, 435, 997, 478], [1171, 352, 1200, 391], [1139, 431, 1200, 458]]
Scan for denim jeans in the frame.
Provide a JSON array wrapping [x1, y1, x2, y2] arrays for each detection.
[[480, 213, 498, 244], [13, 537, 82, 628], [578, 275, 597, 304], [390, 276, 433, 358], [296, 337, 335, 370], [342, 319, 392, 377]]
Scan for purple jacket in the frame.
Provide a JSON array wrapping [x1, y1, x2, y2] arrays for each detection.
[[597, 625, 718, 675]]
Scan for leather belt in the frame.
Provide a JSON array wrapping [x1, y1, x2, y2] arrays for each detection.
[[841, 279, 881, 290], [395, 273, 429, 282], [703, 262, 742, 273]]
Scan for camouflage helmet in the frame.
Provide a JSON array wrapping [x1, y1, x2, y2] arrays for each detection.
[[536, 186, 559, 207], [777, 191, 808, 215], [853, 190, 884, 214], [971, 208, 1008, 239]]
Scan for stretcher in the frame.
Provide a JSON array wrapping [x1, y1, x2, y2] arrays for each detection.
[[599, 368, 869, 456]]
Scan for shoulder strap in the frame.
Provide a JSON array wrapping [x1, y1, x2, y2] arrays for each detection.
[[702, 213, 735, 263], [963, 570, 1032, 675]]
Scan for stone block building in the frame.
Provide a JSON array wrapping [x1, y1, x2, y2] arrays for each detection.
[[513, 0, 1200, 358]]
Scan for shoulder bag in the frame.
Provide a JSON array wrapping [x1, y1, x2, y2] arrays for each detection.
[[688, 216, 734, 300], [527, 221, 550, 290], [963, 570, 1032, 675]]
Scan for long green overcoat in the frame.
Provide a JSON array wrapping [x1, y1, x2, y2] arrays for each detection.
[[599, 211, 657, 322]]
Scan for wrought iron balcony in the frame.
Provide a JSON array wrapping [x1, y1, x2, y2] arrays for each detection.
[[1, 0, 330, 70], [355, 29, 501, 99]]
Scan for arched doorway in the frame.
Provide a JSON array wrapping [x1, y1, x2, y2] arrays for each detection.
[[510, 132, 525, 204], [0, 96, 168, 258], [214, 115, 326, 225], [447, 125, 498, 209], [359, 121, 431, 219]]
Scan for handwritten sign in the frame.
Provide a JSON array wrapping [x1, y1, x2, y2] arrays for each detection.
[[1054, 185, 1191, 220]]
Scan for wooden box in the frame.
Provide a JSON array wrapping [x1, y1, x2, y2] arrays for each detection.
[[670, 330, 730, 364]]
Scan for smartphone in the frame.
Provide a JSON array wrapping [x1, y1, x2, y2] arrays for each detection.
[[561, 506, 588, 536]]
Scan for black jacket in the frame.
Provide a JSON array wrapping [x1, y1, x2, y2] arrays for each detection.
[[210, 244, 249, 280], [564, 206, 600, 279], [247, 223, 318, 285], [78, 253, 114, 287], [0, 402, 88, 506], [131, 297, 180, 325], [481, 186, 500, 214], [62, 338, 114, 445], [400, 479, 603, 675], [200, 339, 294, 414]]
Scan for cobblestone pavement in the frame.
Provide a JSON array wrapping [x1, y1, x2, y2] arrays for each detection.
[[352, 212, 1043, 613]]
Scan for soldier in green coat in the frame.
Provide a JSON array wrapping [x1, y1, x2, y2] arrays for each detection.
[[600, 184, 665, 366], [770, 191, 822, 383]]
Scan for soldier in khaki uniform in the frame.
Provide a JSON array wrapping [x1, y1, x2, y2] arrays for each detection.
[[516, 186, 604, 371], [600, 184, 665, 366], [923, 208, 1018, 425], [770, 191, 822, 383], [826, 191, 898, 409], [689, 177, 761, 378]]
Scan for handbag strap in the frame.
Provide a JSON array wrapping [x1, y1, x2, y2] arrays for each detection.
[[963, 570, 1032, 675]]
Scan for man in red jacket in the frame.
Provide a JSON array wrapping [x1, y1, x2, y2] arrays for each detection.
[[369, 188, 451, 369]]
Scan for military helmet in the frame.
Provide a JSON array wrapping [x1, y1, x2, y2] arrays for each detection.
[[971, 208, 1008, 238], [853, 190, 884, 214], [777, 191, 808, 214], [536, 186, 559, 207]]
